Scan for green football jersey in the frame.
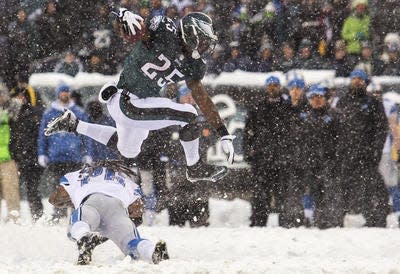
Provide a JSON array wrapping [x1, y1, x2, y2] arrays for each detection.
[[117, 16, 207, 98]]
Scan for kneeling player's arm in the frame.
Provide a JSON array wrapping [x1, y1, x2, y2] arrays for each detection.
[[128, 199, 144, 219], [49, 186, 74, 208], [187, 80, 229, 136], [128, 199, 144, 226]]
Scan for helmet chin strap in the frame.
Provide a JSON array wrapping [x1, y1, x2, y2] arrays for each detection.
[[192, 49, 201, 59]]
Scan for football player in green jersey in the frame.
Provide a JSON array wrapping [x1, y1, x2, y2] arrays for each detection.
[[45, 9, 235, 183]]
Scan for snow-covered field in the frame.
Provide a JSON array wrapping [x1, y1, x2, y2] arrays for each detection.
[[1, 198, 400, 274]]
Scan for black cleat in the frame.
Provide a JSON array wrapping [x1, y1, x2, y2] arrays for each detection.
[[44, 109, 78, 136], [186, 159, 228, 183], [77, 234, 108, 265], [152, 241, 169, 264]]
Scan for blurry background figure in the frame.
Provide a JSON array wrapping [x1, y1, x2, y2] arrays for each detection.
[[341, 0, 370, 56], [150, 0, 166, 17], [329, 39, 354, 77], [302, 84, 342, 228], [10, 73, 42, 108], [37, 83, 93, 223], [54, 51, 83, 77], [370, 83, 400, 220], [86, 49, 116, 75], [353, 41, 384, 76], [336, 69, 390, 227], [222, 41, 254, 72], [294, 38, 326, 70], [256, 42, 275, 72], [0, 86, 20, 222], [381, 43, 400, 76], [287, 77, 306, 108], [243, 76, 292, 227], [70, 90, 84, 108], [276, 42, 296, 72], [206, 44, 225, 76], [381, 33, 400, 63], [8, 86, 44, 222]]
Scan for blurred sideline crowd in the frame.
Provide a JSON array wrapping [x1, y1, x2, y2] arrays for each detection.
[[1, 0, 400, 89], [0, 0, 400, 228]]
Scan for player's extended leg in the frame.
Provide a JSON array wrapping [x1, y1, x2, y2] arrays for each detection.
[[44, 88, 227, 182], [94, 194, 169, 263], [109, 92, 227, 182], [68, 201, 107, 265]]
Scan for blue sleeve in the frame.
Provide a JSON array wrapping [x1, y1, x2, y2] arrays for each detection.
[[60, 175, 70, 186]]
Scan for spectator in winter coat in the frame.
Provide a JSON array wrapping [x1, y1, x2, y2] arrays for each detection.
[[150, 0, 166, 17], [329, 40, 354, 77], [298, 0, 324, 50], [206, 44, 225, 76], [341, 0, 370, 55], [243, 76, 291, 227], [35, 0, 66, 58], [281, 77, 309, 227], [37, 83, 93, 222], [301, 84, 342, 228], [222, 42, 254, 72], [276, 42, 296, 72], [294, 38, 327, 70], [256, 43, 275, 72], [336, 69, 390, 227], [86, 49, 116, 75], [7, 8, 35, 85], [381, 44, 400, 76], [54, 51, 84, 77], [353, 41, 384, 76], [0, 87, 20, 222], [8, 86, 44, 222]]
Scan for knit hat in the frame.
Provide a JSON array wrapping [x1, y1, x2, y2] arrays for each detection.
[[306, 84, 327, 99], [178, 85, 191, 98], [299, 38, 312, 50], [350, 69, 368, 82], [55, 83, 70, 97], [265, 76, 280, 86], [351, 0, 368, 8], [288, 78, 305, 89]]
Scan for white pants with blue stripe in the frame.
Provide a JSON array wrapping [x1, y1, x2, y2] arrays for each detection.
[[69, 194, 155, 261]]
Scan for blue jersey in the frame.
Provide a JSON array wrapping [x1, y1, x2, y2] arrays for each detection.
[[61, 167, 142, 208]]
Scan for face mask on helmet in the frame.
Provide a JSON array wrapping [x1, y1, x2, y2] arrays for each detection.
[[180, 12, 218, 59]]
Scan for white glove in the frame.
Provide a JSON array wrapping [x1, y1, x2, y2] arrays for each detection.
[[113, 8, 144, 36], [38, 155, 49, 167], [220, 135, 236, 164], [82, 156, 93, 165]]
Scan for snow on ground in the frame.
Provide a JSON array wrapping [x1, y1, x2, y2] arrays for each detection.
[[1, 198, 400, 274]]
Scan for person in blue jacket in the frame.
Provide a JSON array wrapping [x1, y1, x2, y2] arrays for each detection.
[[37, 83, 93, 223]]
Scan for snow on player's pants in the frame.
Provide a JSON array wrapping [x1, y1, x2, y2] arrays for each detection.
[[68, 194, 155, 261], [107, 92, 198, 159]]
